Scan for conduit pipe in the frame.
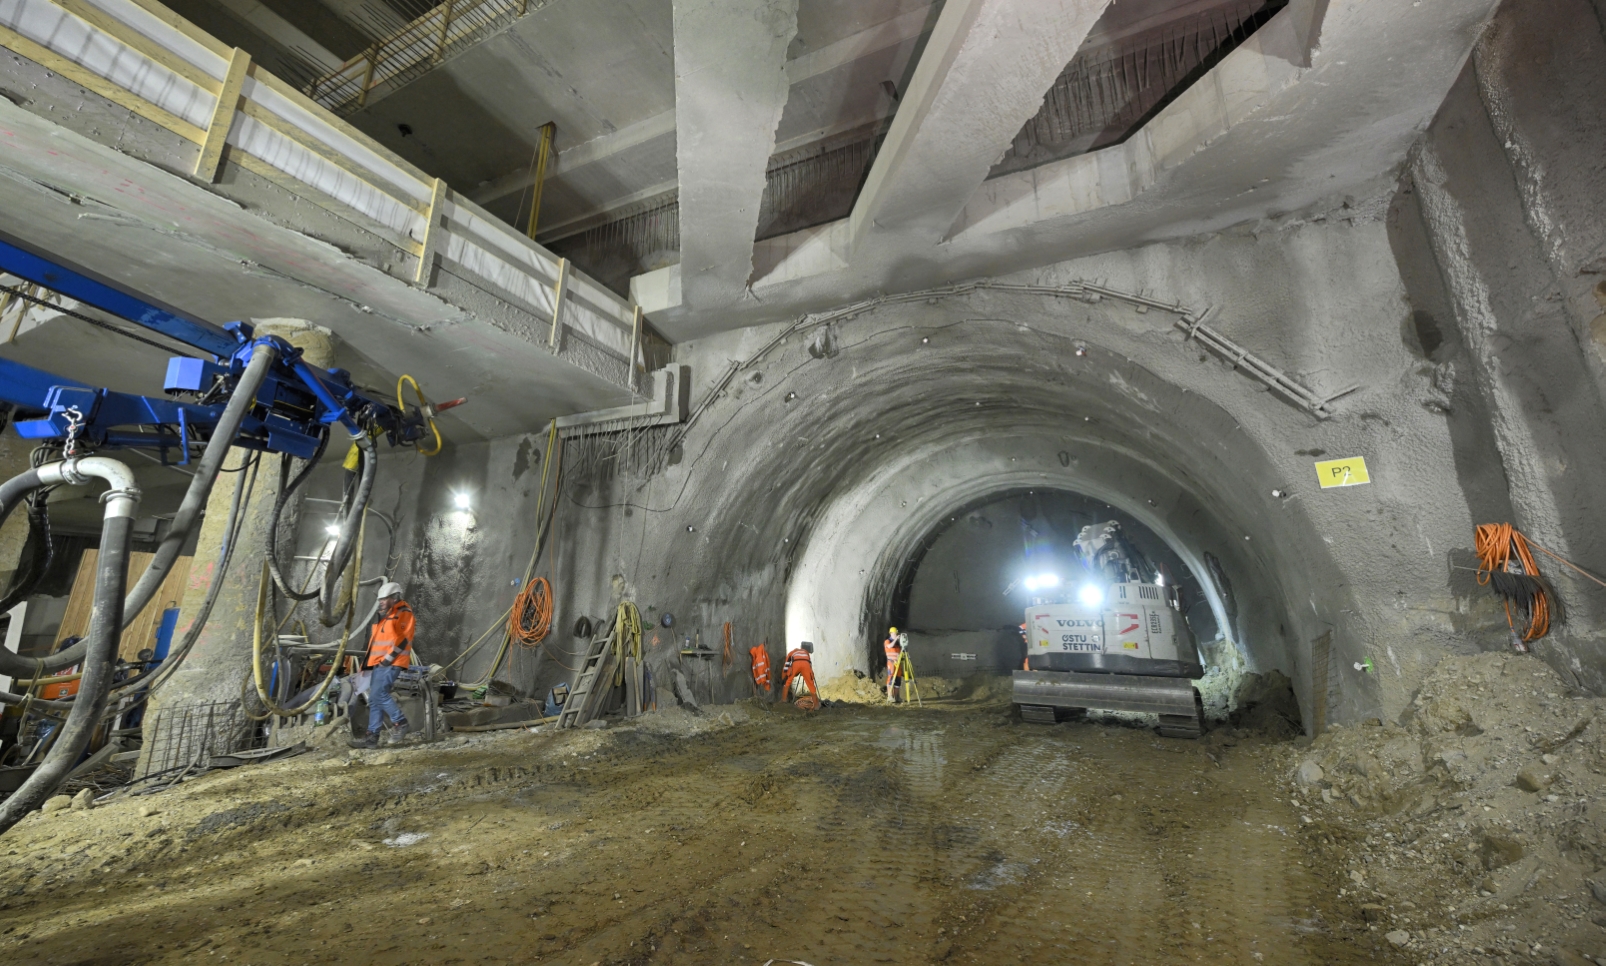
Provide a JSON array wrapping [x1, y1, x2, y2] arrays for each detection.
[[0, 457, 139, 833], [0, 343, 278, 676]]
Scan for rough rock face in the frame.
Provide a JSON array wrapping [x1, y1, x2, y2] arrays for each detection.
[[1284, 652, 1603, 961]]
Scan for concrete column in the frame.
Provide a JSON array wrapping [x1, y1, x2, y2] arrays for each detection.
[[148, 320, 340, 719], [0, 428, 34, 593]]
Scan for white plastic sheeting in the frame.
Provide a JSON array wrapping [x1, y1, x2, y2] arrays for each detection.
[[0, 0, 213, 128]]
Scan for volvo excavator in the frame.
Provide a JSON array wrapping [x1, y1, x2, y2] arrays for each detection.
[[1014, 520, 1207, 738]]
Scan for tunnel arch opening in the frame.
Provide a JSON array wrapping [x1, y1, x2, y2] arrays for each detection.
[[880, 486, 1223, 680]]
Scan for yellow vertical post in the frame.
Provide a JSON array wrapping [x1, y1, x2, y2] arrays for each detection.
[[357, 48, 377, 107], [433, 0, 456, 63], [524, 121, 557, 240], [548, 257, 569, 348], [194, 47, 250, 182], [415, 178, 449, 287]]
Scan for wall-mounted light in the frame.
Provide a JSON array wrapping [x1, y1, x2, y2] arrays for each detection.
[[453, 492, 471, 510], [324, 524, 341, 537]]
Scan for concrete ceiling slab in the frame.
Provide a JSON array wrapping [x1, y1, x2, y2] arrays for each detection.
[[347, 0, 675, 191], [639, 0, 1501, 340]]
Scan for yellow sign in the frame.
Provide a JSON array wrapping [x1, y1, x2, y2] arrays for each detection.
[[1314, 456, 1371, 489]]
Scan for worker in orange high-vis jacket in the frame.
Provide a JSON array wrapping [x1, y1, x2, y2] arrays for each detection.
[[351, 581, 415, 749], [779, 641, 817, 703], [749, 641, 772, 698], [883, 627, 903, 702]]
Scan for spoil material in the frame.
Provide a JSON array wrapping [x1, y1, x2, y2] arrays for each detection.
[[1284, 652, 1605, 963], [0, 698, 1396, 964]]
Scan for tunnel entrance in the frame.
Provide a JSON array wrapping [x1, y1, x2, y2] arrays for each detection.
[[881, 488, 1220, 683]]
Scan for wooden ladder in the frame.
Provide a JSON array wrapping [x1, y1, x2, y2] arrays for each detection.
[[556, 626, 615, 729]]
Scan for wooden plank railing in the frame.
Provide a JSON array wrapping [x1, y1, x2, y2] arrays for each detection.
[[0, 0, 643, 382]]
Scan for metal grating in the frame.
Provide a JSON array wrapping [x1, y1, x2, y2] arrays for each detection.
[[137, 700, 261, 781]]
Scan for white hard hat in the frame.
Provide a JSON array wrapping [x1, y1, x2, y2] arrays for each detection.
[[377, 581, 403, 599]]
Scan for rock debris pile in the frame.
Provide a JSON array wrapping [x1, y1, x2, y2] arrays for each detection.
[[1288, 652, 1603, 965]]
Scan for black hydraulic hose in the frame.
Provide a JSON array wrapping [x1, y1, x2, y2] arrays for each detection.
[[118, 343, 278, 635], [0, 690, 74, 715], [0, 459, 137, 834], [109, 451, 257, 699], [319, 430, 375, 627]]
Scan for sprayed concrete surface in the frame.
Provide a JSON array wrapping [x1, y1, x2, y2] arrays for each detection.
[[0, 693, 1399, 965]]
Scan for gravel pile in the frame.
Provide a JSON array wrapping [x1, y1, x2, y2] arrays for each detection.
[[1286, 652, 1603, 964]]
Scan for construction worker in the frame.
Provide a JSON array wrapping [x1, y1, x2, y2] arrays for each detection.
[[749, 640, 772, 698], [883, 627, 902, 702], [351, 580, 414, 749], [779, 641, 817, 703]]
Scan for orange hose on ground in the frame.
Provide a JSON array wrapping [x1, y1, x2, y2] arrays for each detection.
[[511, 576, 553, 648], [1474, 522, 1550, 642], [794, 694, 821, 712]]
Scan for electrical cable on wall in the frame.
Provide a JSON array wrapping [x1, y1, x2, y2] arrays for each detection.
[[1475, 523, 1555, 647]]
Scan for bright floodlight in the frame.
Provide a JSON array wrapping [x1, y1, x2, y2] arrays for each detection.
[[1155, 573, 1166, 586], [1022, 573, 1060, 593], [324, 524, 341, 537], [1077, 583, 1104, 608], [453, 492, 471, 509]]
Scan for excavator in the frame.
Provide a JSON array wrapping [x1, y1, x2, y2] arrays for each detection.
[[1014, 520, 1207, 738]]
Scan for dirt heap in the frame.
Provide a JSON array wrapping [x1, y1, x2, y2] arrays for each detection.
[[1284, 651, 1603, 964]]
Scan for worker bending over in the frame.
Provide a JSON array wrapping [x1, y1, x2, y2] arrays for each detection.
[[351, 581, 415, 749], [779, 642, 818, 704], [883, 627, 903, 702]]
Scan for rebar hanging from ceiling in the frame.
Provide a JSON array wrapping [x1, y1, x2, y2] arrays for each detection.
[[993, 0, 1288, 178]]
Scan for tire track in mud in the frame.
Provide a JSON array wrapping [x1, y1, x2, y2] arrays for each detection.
[[0, 706, 1400, 966]]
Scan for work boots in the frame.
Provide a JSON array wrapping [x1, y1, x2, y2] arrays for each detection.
[[348, 732, 379, 749], [385, 719, 410, 746]]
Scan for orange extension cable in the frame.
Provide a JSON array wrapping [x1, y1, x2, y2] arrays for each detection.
[[1474, 523, 1550, 643], [511, 576, 553, 648]]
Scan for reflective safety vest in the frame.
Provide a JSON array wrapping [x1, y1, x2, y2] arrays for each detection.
[[367, 601, 416, 668], [884, 637, 901, 676], [780, 648, 816, 698], [750, 644, 772, 691]]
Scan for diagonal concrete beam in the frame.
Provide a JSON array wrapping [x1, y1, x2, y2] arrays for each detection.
[[469, 8, 934, 211], [672, 0, 798, 310], [847, 0, 1114, 254]]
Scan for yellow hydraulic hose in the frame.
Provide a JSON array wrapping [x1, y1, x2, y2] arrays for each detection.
[[250, 513, 363, 716], [396, 374, 443, 456]]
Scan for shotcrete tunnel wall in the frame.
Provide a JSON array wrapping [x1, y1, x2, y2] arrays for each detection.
[[494, 213, 1501, 730]]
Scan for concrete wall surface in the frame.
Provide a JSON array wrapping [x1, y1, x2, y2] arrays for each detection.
[[466, 211, 1503, 731]]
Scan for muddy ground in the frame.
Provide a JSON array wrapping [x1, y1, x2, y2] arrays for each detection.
[[2, 688, 1413, 966]]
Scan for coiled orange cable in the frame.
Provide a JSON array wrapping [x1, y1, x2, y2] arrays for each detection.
[[511, 576, 553, 648], [1474, 523, 1550, 641]]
